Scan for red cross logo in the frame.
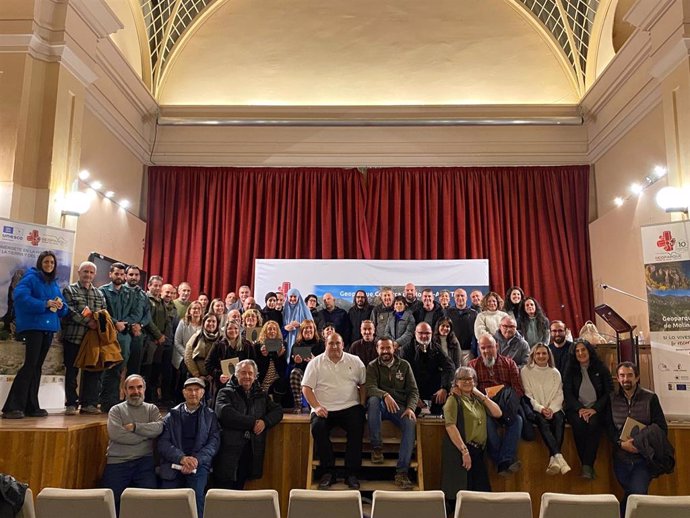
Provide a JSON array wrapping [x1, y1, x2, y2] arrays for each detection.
[[26, 229, 41, 246], [657, 230, 676, 252]]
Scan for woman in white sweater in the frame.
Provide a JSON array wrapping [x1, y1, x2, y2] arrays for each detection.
[[473, 291, 509, 339], [520, 343, 571, 475]]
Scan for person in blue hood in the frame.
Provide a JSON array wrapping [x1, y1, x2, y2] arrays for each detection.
[[2, 250, 68, 419]]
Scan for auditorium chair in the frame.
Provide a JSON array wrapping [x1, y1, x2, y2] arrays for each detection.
[[624, 494, 690, 518], [539, 492, 619, 518], [119, 488, 197, 518], [204, 489, 280, 518], [17, 487, 35, 518], [371, 490, 446, 518], [287, 489, 362, 518], [36, 488, 116, 518], [455, 490, 532, 518]]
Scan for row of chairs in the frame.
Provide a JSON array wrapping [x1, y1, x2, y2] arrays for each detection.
[[19, 487, 690, 518]]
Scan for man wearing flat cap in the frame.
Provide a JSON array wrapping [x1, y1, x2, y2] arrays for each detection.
[[158, 377, 220, 517]]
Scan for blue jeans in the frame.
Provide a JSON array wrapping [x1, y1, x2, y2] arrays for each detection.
[[367, 396, 416, 471], [486, 414, 523, 467], [160, 465, 209, 518], [101, 455, 157, 514], [614, 456, 652, 516]]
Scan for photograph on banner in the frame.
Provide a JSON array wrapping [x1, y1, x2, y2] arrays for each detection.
[[641, 222, 690, 419], [254, 259, 490, 310], [0, 218, 75, 377]]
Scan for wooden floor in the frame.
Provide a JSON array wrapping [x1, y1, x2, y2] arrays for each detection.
[[2, 412, 688, 518]]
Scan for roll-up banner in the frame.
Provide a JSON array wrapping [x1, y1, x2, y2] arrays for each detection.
[[0, 218, 75, 409], [641, 222, 690, 419], [254, 259, 490, 309]]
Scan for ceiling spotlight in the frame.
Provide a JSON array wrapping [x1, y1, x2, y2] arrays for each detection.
[[91, 180, 102, 190], [630, 183, 644, 195], [104, 191, 114, 198], [653, 165, 667, 179], [614, 197, 624, 207], [119, 199, 131, 209], [78, 170, 90, 180]]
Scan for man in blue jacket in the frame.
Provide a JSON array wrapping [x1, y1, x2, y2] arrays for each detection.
[[158, 377, 220, 517]]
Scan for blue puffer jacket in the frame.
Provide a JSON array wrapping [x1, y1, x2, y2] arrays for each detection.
[[13, 267, 68, 333]]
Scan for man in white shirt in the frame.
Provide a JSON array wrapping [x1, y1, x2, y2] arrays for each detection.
[[302, 332, 366, 490]]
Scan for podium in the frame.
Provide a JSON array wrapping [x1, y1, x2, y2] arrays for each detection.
[[594, 304, 637, 363]]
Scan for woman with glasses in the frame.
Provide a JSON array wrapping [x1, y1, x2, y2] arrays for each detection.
[[442, 366, 502, 503]]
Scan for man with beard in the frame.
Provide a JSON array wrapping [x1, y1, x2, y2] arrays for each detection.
[[174, 282, 193, 319], [365, 338, 419, 489], [371, 287, 395, 338], [606, 362, 669, 516], [302, 333, 366, 490], [100, 263, 138, 412], [318, 293, 350, 345], [446, 288, 477, 365], [102, 374, 163, 514], [348, 320, 378, 366], [348, 290, 371, 344], [62, 260, 108, 415], [469, 334, 524, 475], [400, 322, 454, 415], [494, 316, 530, 367], [144, 283, 178, 405], [125, 265, 151, 376], [548, 320, 572, 375], [403, 282, 421, 313], [413, 288, 444, 328]]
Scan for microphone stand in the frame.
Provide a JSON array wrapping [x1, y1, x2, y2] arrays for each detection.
[[599, 283, 648, 304]]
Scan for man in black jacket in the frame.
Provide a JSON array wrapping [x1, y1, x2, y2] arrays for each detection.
[[413, 289, 443, 329], [446, 288, 477, 365], [606, 361, 668, 516]]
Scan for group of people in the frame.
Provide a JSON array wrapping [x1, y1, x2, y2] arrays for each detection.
[[1, 256, 671, 517]]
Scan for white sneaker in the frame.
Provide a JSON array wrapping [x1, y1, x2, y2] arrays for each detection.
[[546, 456, 560, 475], [555, 453, 571, 475]]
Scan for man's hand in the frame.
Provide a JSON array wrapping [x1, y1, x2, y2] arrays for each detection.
[[433, 388, 448, 405], [578, 408, 597, 423], [253, 419, 266, 435], [314, 406, 328, 418], [115, 321, 126, 332], [158, 335, 166, 345], [87, 319, 98, 330], [621, 438, 639, 453], [383, 393, 400, 413], [123, 423, 135, 432], [401, 408, 416, 421]]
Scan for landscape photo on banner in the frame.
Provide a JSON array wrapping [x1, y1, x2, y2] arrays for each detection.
[[641, 222, 690, 419]]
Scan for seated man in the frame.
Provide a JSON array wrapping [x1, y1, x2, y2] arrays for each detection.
[[494, 316, 530, 367], [302, 332, 366, 490], [469, 334, 524, 475], [365, 338, 419, 490], [158, 377, 220, 517], [102, 374, 163, 514]]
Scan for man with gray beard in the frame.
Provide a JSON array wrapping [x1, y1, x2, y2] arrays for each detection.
[[469, 334, 524, 476], [102, 374, 163, 514]]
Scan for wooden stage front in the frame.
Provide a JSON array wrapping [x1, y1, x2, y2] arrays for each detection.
[[1, 413, 688, 516]]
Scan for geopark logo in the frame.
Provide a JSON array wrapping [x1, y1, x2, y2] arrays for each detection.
[[657, 230, 676, 252], [26, 229, 41, 246]]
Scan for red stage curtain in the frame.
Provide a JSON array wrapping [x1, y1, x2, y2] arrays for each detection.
[[365, 166, 594, 329], [144, 167, 370, 298]]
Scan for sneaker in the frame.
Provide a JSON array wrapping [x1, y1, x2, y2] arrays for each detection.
[[2, 410, 24, 419], [508, 460, 522, 473], [394, 473, 414, 490], [371, 447, 384, 464], [345, 475, 360, 490], [80, 405, 101, 415], [497, 462, 512, 476], [546, 456, 560, 475], [64, 406, 78, 416], [555, 453, 571, 475], [581, 465, 595, 480], [318, 473, 335, 490], [27, 409, 48, 417]]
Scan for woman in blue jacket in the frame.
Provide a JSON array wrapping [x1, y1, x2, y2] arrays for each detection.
[[2, 251, 68, 419]]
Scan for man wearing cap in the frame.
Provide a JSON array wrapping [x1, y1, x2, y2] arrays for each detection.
[[102, 374, 163, 514], [158, 377, 220, 517]]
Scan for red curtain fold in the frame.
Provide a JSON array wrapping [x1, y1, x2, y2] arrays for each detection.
[[365, 166, 594, 330], [144, 165, 593, 330], [144, 167, 369, 298]]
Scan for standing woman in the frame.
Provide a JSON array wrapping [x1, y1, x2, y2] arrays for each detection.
[[520, 343, 571, 475], [473, 291, 508, 339], [517, 297, 550, 347], [433, 317, 461, 368], [282, 288, 312, 357], [173, 301, 203, 400], [385, 295, 415, 349], [208, 298, 228, 330], [442, 366, 502, 504], [288, 320, 324, 411], [2, 251, 68, 419], [205, 321, 255, 399], [241, 309, 263, 343], [213, 359, 283, 489], [503, 286, 525, 319], [563, 340, 613, 479], [255, 320, 288, 403], [184, 313, 220, 388]]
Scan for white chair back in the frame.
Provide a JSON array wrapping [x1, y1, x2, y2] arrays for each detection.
[[119, 488, 197, 518], [624, 494, 690, 518], [288, 489, 362, 518], [371, 490, 446, 518], [456, 490, 532, 518], [539, 492, 619, 518], [36, 488, 116, 518], [205, 489, 280, 518]]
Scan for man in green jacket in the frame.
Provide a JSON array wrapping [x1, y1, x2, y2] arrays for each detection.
[[365, 337, 419, 489]]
